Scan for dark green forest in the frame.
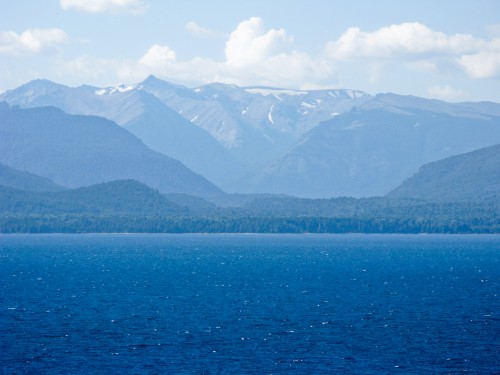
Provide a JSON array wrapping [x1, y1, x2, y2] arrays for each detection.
[[1, 215, 496, 234], [0, 180, 497, 233]]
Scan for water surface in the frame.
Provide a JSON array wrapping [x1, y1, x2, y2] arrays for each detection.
[[1, 234, 498, 373]]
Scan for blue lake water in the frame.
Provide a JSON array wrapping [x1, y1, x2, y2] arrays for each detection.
[[0, 234, 499, 374]]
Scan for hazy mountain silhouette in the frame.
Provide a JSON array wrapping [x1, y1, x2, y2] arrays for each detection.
[[388, 143, 500, 201], [0, 104, 222, 197]]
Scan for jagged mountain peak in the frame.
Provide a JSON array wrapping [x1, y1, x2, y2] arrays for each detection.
[[140, 75, 189, 90]]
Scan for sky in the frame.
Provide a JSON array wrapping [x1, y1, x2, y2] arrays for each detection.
[[1, 0, 500, 102]]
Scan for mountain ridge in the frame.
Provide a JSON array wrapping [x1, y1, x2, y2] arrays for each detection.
[[0, 104, 223, 197], [2, 77, 499, 198], [387, 143, 500, 201]]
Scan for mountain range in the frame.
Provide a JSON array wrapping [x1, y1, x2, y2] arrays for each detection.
[[0, 103, 221, 197], [1, 77, 499, 198]]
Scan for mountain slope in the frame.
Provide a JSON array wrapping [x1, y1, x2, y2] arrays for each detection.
[[247, 108, 500, 198], [2, 78, 500, 199], [140, 75, 372, 166], [0, 104, 222, 197], [387, 144, 500, 201], [118, 90, 248, 188], [0, 79, 247, 189], [0, 162, 64, 192], [0, 79, 101, 114]]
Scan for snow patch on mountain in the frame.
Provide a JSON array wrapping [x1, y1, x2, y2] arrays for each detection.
[[268, 104, 275, 124], [346, 90, 366, 98], [95, 85, 136, 96], [301, 101, 316, 109]]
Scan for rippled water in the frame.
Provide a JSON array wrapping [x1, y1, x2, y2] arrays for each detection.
[[1, 234, 499, 374]]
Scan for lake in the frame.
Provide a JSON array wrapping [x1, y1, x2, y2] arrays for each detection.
[[1, 234, 498, 374]]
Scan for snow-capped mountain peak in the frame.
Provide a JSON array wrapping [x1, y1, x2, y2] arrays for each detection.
[[95, 84, 136, 96]]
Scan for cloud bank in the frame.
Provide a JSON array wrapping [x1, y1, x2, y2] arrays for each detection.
[[0, 28, 68, 56], [53, 18, 500, 90], [326, 23, 483, 59]]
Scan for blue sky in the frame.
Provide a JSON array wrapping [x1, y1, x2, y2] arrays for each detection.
[[1, 0, 500, 102]]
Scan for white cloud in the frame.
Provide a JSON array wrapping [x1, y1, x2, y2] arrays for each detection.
[[139, 45, 176, 67], [428, 85, 470, 102], [324, 22, 500, 82], [126, 18, 332, 89], [0, 28, 68, 56], [53, 18, 500, 93], [60, 0, 147, 14], [225, 17, 292, 67], [185, 22, 221, 38], [56, 15, 327, 89], [326, 22, 483, 60], [458, 51, 500, 79]]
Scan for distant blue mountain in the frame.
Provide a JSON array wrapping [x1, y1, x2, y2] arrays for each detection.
[[388, 143, 500, 201], [246, 108, 500, 197], [2, 78, 500, 198], [0, 79, 245, 190], [0, 103, 222, 197]]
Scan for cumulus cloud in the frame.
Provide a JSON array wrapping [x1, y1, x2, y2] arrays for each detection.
[[0, 28, 68, 56], [139, 45, 176, 67], [225, 17, 292, 67], [59, 16, 335, 89], [458, 51, 500, 79], [60, 0, 147, 14], [116, 17, 332, 88], [326, 22, 483, 60], [324, 22, 500, 81], [53, 18, 500, 93]]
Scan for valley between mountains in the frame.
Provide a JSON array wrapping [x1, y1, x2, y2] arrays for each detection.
[[0, 76, 498, 233]]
